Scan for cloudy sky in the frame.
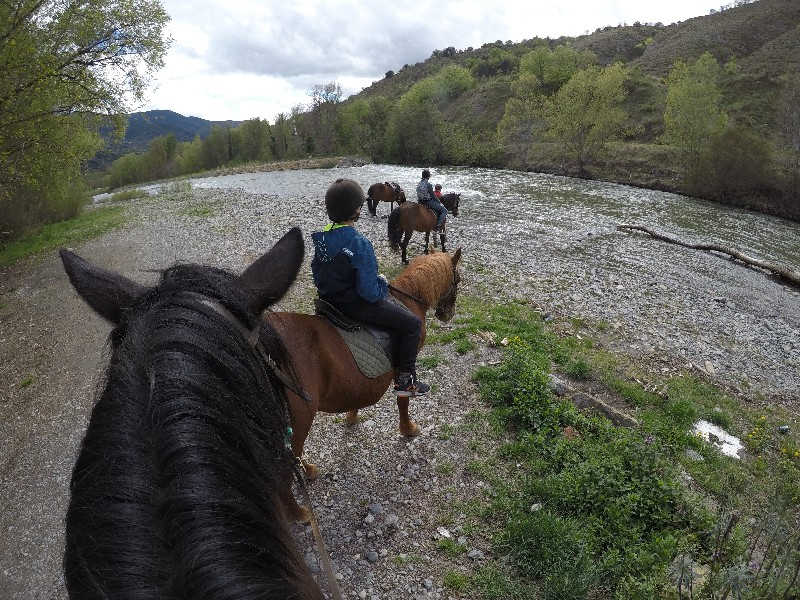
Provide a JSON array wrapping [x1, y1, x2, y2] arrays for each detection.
[[141, 0, 719, 122]]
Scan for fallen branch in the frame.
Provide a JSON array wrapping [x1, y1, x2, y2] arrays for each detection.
[[617, 224, 800, 288]]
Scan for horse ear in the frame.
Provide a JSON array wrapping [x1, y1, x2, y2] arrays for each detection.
[[451, 247, 462, 268], [238, 227, 305, 314], [59, 249, 147, 324]]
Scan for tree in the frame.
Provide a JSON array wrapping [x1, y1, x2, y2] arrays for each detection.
[[0, 0, 170, 236], [661, 52, 728, 185], [308, 82, 342, 154], [542, 63, 630, 169], [518, 45, 598, 96]]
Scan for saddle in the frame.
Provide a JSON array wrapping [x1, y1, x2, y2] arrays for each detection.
[[314, 298, 396, 378], [386, 181, 402, 199]]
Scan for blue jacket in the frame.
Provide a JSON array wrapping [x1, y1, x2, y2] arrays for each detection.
[[311, 224, 388, 304]]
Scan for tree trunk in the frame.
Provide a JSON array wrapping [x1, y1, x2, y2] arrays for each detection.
[[617, 224, 800, 287]]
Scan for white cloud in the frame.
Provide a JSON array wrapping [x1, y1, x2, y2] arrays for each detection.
[[141, 0, 717, 121]]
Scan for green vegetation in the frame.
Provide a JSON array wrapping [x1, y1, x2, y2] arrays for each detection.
[[4, 0, 800, 240], [0, 0, 170, 241], [430, 294, 800, 599], [0, 205, 128, 268]]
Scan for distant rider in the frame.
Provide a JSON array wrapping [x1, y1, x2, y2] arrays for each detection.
[[434, 183, 443, 199], [416, 169, 447, 232]]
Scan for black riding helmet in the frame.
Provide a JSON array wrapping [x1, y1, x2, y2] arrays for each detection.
[[325, 178, 365, 223], [422, 169, 431, 179]]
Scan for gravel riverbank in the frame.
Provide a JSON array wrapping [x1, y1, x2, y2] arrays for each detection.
[[1, 184, 798, 599]]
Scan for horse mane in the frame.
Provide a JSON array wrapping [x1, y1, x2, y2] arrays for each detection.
[[64, 263, 320, 599], [392, 252, 453, 305]]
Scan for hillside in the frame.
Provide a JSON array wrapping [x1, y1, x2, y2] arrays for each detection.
[[352, 0, 799, 144], [89, 110, 241, 170]]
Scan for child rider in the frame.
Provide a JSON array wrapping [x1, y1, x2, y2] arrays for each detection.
[[311, 178, 431, 397]]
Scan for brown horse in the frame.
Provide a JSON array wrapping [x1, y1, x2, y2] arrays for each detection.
[[387, 193, 461, 264], [367, 181, 406, 216], [265, 248, 462, 521]]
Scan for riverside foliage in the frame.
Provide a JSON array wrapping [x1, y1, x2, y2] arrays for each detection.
[[102, 0, 800, 224]]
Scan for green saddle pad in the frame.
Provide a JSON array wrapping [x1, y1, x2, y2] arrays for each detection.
[[335, 326, 393, 379]]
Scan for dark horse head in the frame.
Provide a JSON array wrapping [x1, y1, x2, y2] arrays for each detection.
[[59, 228, 324, 599], [441, 192, 460, 217]]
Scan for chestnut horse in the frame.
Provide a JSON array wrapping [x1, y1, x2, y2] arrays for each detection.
[[59, 229, 324, 599], [266, 248, 462, 520], [388, 193, 461, 264], [367, 181, 406, 216]]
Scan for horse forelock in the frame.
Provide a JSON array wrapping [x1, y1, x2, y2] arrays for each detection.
[[394, 252, 454, 305]]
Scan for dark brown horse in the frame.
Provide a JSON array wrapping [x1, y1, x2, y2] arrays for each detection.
[[387, 193, 461, 264], [367, 181, 406, 216], [265, 248, 462, 521], [58, 228, 325, 599]]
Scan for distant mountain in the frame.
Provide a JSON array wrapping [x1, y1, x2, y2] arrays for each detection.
[[88, 110, 241, 170]]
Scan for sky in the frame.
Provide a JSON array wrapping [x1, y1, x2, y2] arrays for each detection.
[[140, 0, 720, 122]]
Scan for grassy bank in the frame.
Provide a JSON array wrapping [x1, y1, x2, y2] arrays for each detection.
[[0, 203, 131, 269], [427, 295, 800, 599]]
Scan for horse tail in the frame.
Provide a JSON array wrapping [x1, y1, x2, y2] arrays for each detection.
[[388, 207, 402, 251], [365, 184, 374, 215]]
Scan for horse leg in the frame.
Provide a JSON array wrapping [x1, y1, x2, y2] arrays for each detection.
[[424, 231, 430, 254], [396, 395, 421, 436], [440, 228, 447, 253], [345, 409, 359, 425], [401, 231, 411, 264]]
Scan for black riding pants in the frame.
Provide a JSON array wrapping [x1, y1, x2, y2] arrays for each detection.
[[335, 295, 422, 373]]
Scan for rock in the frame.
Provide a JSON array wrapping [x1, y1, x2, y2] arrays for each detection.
[[468, 549, 485, 560]]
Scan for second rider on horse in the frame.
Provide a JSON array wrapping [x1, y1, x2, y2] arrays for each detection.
[[416, 169, 447, 233], [311, 178, 431, 397]]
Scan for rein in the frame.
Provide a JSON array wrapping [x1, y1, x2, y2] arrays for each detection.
[[192, 295, 343, 600], [388, 284, 426, 306]]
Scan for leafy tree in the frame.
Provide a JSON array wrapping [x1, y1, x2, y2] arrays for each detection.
[[661, 52, 728, 186], [518, 45, 598, 96], [308, 82, 342, 154], [385, 67, 473, 163], [542, 63, 630, 169], [0, 0, 170, 236], [236, 118, 273, 163], [696, 125, 773, 199]]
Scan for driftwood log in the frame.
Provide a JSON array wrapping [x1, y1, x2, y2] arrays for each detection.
[[617, 224, 800, 288]]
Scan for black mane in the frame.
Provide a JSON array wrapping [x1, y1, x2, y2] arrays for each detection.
[[64, 261, 322, 599]]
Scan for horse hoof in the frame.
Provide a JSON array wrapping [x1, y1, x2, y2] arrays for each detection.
[[303, 461, 319, 481], [345, 410, 359, 425], [400, 421, 421, 437]]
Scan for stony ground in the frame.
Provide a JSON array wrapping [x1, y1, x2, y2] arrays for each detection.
[[1, 185, 798, 599]]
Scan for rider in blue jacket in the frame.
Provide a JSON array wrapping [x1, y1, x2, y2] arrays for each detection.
[[311, 178, 430, 397], [416, 168, 447, 232]]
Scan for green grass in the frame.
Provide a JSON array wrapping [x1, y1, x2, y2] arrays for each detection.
[[109, 188, 149, 202], [445, 292, 800, 599], [0, 205, 128, 268]]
